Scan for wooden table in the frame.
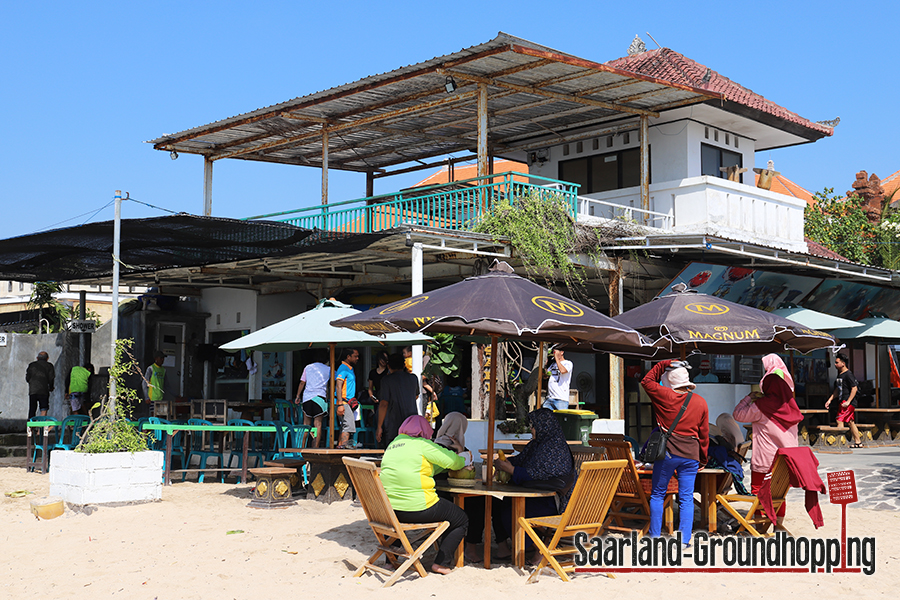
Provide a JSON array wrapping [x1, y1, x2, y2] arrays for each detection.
[[282, 448, 384, 504], [435, 481, 556, 569], [636, 467, 727, 533], [856, 408, 900, 444], [144, 423, 277, 485]]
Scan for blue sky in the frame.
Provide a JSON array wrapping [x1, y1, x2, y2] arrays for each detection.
[[3, 1, 898, 240]]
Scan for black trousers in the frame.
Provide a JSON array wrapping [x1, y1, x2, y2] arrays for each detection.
[[394, 498, 468, 566], [28, 394, 49, 419]]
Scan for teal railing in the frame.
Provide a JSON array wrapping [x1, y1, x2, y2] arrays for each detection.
[[246, 171, 579, 233]]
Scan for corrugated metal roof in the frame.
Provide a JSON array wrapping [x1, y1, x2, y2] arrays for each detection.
[[148, 33, 719, 173]]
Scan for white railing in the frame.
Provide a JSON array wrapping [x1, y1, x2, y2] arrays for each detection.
[[577, 196, 674, 230], [575, 176, 807, 252]]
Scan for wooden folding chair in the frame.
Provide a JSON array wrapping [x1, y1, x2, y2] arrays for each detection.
[[571, 446, 606, 473], [519, 459, 627, 583], [342, 457, 449, 587], [715, 455, 792, 537], [587, 440, 656, 537]]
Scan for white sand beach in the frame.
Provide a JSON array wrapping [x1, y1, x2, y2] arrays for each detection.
[[2, 454, 897, 599]]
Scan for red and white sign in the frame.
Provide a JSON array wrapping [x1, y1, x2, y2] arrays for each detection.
[[827, 470, 858, 505]]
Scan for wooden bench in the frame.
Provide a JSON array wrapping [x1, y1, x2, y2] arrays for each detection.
[[810, 425, 852, 454], [247, 467, 297, 509]]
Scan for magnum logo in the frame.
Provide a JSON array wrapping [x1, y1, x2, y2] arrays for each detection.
[[687, 327, 760, 341], [531, 296, 584, 317], [379, 296, 428, 315], [685, 302, 730, 316]]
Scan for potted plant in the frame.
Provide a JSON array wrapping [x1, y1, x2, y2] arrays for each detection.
[[49, 339, 163, 505]]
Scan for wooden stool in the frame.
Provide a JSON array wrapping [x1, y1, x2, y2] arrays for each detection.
[[888, 421, 900, 442], [248, 467, 297, 509], [263, 459, 307, 496], [855, 424, 878, 447], [811, 426, 852, 454]]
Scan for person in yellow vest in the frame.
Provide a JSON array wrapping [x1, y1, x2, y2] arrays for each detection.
[[142, 352, 182, 418], [65, 363, 94, 415]]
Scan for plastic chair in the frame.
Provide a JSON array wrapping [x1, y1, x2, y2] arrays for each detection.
[[51, 415, 90, 451], [275, 400, 300, 426], [159, 418, 187, 470], [254, 420, 280, 461], [271, 421, 301, 460], [183, 418, 224, 483], [225, 419, 265, 470], [28, 416, 58, 471], [290, 424, 313, 449]]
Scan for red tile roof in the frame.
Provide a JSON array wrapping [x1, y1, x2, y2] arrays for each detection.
[[606, 49, 833, 139], [805, 238, 850, 261], [413, 159, 528, 187], [754, 173, 815, 206], [882, 169, 900, 203]]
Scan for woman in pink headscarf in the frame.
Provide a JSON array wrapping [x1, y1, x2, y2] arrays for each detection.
[[733, 354, 802, 495], [379, 415, 467, 574]]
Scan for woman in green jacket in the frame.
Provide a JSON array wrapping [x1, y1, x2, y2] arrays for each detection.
[[380, 415, 467, 574]]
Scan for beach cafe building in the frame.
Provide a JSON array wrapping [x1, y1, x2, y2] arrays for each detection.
[[2, 33, 897, 441]]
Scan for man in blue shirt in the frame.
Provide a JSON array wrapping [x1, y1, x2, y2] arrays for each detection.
[[335, 348, 360, 448]]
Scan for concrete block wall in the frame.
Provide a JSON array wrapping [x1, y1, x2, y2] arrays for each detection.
[[49, 450, 163, 504]]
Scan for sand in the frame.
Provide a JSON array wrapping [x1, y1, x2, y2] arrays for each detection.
[[2, 455, 897, 599]]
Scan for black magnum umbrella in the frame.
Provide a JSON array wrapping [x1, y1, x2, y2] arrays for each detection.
[[330, 261, 649, 351], [331, 261, 650, 567], [613, 286, 838, 358]]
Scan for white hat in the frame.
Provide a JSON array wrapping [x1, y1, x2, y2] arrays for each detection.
[[666, 367, 696, 391]]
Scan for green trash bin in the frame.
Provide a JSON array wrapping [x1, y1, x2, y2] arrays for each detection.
[[553, 409, 598, 446]]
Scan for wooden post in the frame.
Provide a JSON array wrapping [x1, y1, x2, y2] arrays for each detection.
[[328, 342, 336, 449], [535, 342, 544, 410], [608, 260, 624, 420], [484, 334, 499, 569]]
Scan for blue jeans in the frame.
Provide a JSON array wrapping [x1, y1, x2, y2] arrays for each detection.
[[648, 453, 699, 542], [542, 397, 569, 411]]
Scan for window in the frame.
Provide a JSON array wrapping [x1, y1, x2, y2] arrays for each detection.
[[6, 282, 11, 292], [559, 147, 647, 193], [701, 143, 743, 183], [18, 282, 24, 292]]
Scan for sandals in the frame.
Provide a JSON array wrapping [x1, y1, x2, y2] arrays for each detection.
[[849, 442, 864, 448]]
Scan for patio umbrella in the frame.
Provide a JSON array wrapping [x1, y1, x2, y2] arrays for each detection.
[[833, 315, 900, 407], [770, 304, 860, 331], [221, 298, 432, 448], [330, 260, 650, 567], [612, 286, 839, 358]]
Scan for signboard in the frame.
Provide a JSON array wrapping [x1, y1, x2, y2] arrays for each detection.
[[68, 320, 96, 334], [827, 470, 858, 504], [0, 332, 6, 347]]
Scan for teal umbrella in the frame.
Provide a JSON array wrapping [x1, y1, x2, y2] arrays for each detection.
[[833, 315, 900, 408], [220, 298, 431, 352], [771, 304, 860, 331], [221, 298, 431, 448]]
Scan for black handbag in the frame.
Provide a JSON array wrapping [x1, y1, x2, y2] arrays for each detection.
[[639, 392, 693, 463]]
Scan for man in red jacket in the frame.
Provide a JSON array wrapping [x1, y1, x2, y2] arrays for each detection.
[[641, 359, 709, 546]]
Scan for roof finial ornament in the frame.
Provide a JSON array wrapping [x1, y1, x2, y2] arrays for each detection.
[[767, 159, 775, 171], [816, 117, 840, 128], [628, 35, 647, 56]]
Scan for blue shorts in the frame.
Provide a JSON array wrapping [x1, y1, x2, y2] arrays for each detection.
[[543, 397, 569, 411]]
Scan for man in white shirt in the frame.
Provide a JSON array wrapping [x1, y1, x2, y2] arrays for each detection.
[[294, 353, 331, 448], [543, 348, 573, 411]]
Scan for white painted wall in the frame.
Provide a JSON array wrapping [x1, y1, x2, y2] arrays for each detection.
[[201, 288, 257, 333], [256, 292, 317, 328]]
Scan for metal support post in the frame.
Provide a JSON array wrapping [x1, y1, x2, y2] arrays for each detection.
[[203, 157, 213, 216], [411, 242, 424, 413], [609, 259, 625, 420]]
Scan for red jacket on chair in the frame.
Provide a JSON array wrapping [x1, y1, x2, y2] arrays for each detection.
[[758, 446, 826, 528]]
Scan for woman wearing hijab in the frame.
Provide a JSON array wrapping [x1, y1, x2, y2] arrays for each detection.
[[433, 412, 484, 561], [733, 354, 802, 495], [380, 415, 467, 574], [492, 408, 576, 560]]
